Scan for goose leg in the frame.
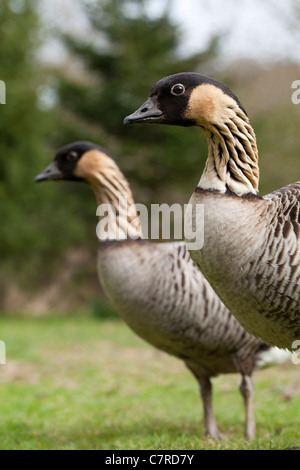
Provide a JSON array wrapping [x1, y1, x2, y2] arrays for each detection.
[[198, 376, 222, 439], [239, 374, 255, 440], [186, 363, 221, 439]]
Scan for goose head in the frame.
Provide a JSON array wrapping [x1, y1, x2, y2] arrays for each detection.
[[35, 141, 114, 185], [124, 72, 247, 128]]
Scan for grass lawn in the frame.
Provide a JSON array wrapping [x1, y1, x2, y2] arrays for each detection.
[[0, 311, 300, 450]]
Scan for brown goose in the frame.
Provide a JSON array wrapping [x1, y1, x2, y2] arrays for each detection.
[[35, 141, 290, 439], [124, 72, 300, 350]]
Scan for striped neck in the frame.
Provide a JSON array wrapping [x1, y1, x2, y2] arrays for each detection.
[[198, 109, 260, 196], [89, 165, 144, 242]]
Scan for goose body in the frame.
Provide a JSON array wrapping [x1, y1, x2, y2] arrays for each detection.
[[98, 238, 258, 373], [188, 184, 300, 349], [35, 141, 290, 439], [125, 73, 300, 350]]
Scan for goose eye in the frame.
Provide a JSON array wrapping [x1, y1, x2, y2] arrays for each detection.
[[67, 151, 78, 162], [170, 84, 185, 96]]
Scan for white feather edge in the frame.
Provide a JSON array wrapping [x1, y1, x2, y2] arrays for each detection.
[[255, 347, 291, 370]]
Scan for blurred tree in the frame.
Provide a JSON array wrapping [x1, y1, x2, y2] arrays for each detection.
[[55, 0, 220, 199], [0, 0, 89, 300]]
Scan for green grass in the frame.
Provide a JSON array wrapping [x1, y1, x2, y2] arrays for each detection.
[[0, 312, 300, 450]]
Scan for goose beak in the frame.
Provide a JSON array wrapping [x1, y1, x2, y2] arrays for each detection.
[[123, 97, 163, 124], [34, 161, 63, 182]]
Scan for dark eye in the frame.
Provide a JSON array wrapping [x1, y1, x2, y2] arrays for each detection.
[[66, 151, 78, 162], [170, 84, 185, 96]]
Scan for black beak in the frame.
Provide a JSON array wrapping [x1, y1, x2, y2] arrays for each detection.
[[34, 161, 63, 183], [123, 97, 164, 124]]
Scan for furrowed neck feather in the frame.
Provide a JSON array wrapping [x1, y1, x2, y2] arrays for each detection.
[[198, 108, 259, 196], [89, 165, 144, 242]]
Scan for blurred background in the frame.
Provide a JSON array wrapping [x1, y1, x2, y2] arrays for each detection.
[[1, 0, 300, 315]]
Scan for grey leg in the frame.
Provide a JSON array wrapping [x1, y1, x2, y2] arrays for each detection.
[[239, 375, 256, 440], [198, 376, 222, 439]]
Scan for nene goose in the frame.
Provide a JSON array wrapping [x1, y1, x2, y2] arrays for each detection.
[[35, 141, 290, 440], [124, 73, 300, 350]]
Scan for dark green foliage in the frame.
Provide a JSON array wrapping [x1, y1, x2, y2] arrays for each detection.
[[0, 0, 90, 293], [92, 298, 119, 320]]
